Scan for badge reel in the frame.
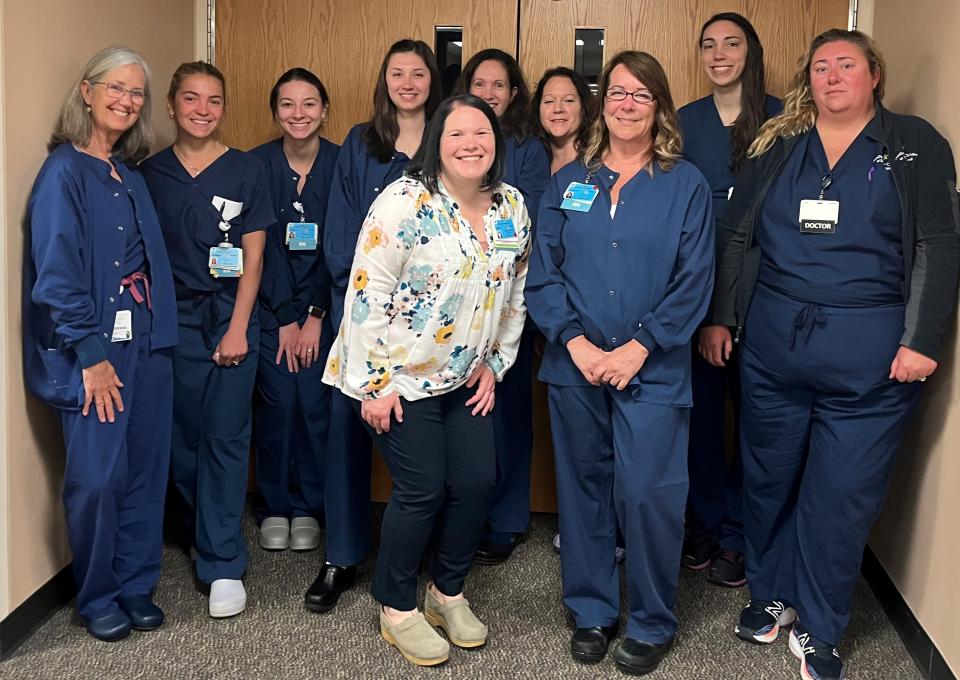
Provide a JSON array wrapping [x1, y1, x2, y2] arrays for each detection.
[[286, 201, 318, 251], [560, 181, 599, 212], [799, 174, 840, 235], [209, 213, 243, 278]]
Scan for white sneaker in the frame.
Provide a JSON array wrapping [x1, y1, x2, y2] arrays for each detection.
[[258, 516, 290, 550], [209, 579, 246, 618], [289, 517, 321, 551]]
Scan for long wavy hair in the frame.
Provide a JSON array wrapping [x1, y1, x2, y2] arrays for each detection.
[[49, 46, 154, 163], [362, 39, 442, 162], [455, 49, 532, 142], [749, 29, 885, 158], [530, 67, 594, 160], [699, 12, 769, 173], [583, 51, 683, 174]]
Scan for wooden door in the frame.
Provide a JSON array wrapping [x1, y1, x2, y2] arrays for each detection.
[[215, 0, 848, 509]]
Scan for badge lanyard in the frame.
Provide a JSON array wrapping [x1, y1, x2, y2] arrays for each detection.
[[293, 201, 306, 223], [217, 203, 232, 247]]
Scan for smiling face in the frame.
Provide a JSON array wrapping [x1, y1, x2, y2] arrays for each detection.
[[168, 73, 225, 141], [603, 64, 656, 146], [81, 63, 145, 139], [275, 80, 327, 141], [469, 59, 516, 118], [385, 51, 431, 113], [809, 40, 879, 119], [439, 103, 495, 188], [539, 75, 583, 142], [700, 20, 748, 89]]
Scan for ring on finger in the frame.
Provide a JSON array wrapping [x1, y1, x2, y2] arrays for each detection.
[[919, 376, 927, 382]]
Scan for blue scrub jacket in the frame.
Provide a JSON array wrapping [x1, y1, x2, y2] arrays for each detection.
[[526, 159, 715, 406], [24, 143, 177, 409]]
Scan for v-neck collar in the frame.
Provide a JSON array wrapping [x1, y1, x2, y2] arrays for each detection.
[[436, 179, 500, 259]]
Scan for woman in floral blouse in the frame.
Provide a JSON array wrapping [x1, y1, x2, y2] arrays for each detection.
[[324, 93, 530, 667]]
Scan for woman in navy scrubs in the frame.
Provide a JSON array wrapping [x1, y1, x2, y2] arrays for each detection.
[[142, 62, 274, 619], [678, 12, 781, 588], [314, 39, 441, 614], [531, 67, 593, 175], [250, 68, 338, 554], [456, 48, 551, 565], [25, 46, 177, 641], [526, 51, 714, 674], [713, 30, 958, 680]]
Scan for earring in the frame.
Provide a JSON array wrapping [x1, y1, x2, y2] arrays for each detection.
[[85, 105, 91, 113]]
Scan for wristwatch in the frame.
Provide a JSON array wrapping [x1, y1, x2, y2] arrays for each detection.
[[307, 305, 326, 321]]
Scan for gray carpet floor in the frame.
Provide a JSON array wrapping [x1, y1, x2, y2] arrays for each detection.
[[1, 510, 922, 679]]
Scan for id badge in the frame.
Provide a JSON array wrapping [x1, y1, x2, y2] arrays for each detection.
[[209, 245, 244, 278], [798, 199, 839, 234], [286, 222, 318, 251], [493, 218, 519, 251], [560, 182, 599, 212], [111, 310, 133, 342]]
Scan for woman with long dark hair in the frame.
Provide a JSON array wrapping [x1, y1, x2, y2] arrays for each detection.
[[531, 66, 594, 174], [678, 12, 781, 588], [313, 39, 442, 614], [250, 68, 339, 554], [456, 48, 550, 566]]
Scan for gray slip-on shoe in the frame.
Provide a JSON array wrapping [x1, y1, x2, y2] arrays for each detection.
[[258, 517, 290, 550], [424, 588, 488, 648], [289, 517, 320, 551], [380, 610, 450, 666]]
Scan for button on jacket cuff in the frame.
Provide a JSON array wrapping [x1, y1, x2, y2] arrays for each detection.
[[74, 333, 108, 369]]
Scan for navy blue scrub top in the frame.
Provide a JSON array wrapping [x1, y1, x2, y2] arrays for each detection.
[[525, 159, 715, 406], [323, 123, 413, 325], [679, 94, 782, 221], [250, 137, 339, 330], [502, 135, 550, 226], [755, 114, 904, 307], [24, 143, 178, 406], [141, 146, 276, 296]]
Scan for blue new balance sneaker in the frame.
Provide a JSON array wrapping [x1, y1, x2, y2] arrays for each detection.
[[789, 622, 845, 680], [735, 599, 797, 643]]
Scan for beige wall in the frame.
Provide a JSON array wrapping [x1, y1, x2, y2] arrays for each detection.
[[865, 0, 960, 676], [0, 0, 196, 619]]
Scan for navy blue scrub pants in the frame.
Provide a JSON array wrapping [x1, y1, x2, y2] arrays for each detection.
[[362, 386, 496, 611], [323, 294, 374, 568], [549, 384, 688, 643], [487, 327, 535, 541], [60, 293, 172, 621], [740, 285, 922, 645], [254, 315, 332, 521], [170, 292, 259, 584], [687, 349, 743, 551]]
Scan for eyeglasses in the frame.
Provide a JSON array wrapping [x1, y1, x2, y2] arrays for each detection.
[[91, 81, 146, 103], [605, 88, 656, 105]]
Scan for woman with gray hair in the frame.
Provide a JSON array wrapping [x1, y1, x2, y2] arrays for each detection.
[[23, 46, 177, 641]]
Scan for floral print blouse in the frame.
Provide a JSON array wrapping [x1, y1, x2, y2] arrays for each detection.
[[323, 175, 531, 402]]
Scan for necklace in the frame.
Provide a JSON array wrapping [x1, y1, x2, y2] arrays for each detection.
[[173, 143, 224, 177]]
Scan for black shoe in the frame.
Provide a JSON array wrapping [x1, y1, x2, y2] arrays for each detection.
[[85, 610, 132, 642], [706, 549, 747, 588], [682, 526, 718, 571], [570, 625, 618, 663], [117, 595, 164, 631], [612, 637, 674, 675], [789, 622, 845, 679], [473, 534, 524, 565], [305, 564, 356, 613], [735, 599, 797, 644]]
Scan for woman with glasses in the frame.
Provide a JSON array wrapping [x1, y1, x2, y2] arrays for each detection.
[[314, 39, 442, 614], [456, 48, 550, 566], [678, 12, 781, 588], [249, 68, 338, 554], [142, 61, 274, 619], [526, 51, 714, 674], [24, 46, 177, 641]]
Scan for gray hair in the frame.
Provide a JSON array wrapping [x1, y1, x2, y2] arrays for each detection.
[[50, 46, 154, 163]]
